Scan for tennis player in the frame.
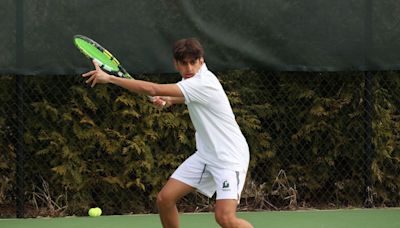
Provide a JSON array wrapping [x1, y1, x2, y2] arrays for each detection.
[[82, 38, 252, 228]]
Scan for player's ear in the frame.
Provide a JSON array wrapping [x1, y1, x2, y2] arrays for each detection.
[[199, 57, 204, 64], [173, 59, 178, 70]]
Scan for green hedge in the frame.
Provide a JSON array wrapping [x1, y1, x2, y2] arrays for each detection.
[[0, 71, 399, 216]]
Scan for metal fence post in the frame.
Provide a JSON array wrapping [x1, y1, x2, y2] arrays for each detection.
[[363, 71, 373, 208], [15, 76, 25, 218]]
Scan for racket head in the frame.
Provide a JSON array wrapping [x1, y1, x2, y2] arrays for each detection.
[[73, 35, 131, 78]]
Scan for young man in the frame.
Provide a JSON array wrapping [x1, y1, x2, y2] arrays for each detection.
[[82, 38, 252, 228]]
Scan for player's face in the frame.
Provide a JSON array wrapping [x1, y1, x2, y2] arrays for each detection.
[[174, 57, 204, 79]]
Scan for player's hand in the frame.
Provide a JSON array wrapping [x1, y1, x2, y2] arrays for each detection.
[[152, 96, 168, 108], [82, 60, 112, 87]]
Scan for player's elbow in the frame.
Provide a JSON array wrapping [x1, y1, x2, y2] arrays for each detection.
[[140, 83, 158, 96], [146, 83, 166, 97], [147, 86, 158, 96]]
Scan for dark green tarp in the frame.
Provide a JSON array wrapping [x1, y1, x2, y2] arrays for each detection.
[[1, 0, 400, 75]]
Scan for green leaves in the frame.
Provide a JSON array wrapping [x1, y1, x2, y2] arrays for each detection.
[[0, 72, 400, 214]]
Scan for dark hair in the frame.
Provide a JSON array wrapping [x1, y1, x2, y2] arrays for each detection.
[[173, 38, 204, 62]]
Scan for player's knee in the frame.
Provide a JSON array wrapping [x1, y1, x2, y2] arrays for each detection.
[[214, 210, 235, 228], [156, 190, 174, 208], [156, 191, 167, 206]]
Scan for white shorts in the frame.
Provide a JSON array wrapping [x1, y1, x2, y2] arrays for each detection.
[[171, 153, 247, 201]]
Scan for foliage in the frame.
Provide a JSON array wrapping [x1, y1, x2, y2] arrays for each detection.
[[0, 76, 16, 206], [0, 71, 399, 217]]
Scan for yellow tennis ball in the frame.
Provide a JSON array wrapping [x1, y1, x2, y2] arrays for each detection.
[[95, 207, 102, 216], [88, 207, 101, 217]]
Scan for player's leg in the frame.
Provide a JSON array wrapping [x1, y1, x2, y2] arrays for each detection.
[[157, 153, 212, 228], [157, 178, 195, 228], [210, 167, 253, 228], [214, 199, 253, 228]]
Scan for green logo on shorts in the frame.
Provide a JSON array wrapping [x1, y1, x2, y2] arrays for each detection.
[[222, 181, 230, 188]]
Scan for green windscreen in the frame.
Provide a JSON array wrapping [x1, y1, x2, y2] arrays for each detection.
[[74, 38, 119, 72], [3, 0, 400, 74]]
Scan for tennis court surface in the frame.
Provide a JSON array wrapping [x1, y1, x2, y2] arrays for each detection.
[[1, 208, 399, 228]]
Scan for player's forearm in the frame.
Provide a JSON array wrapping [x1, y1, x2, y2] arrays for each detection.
[[109, 76, 158, 96], [165, 96, 185, 105], [107, 75, 184, 98]]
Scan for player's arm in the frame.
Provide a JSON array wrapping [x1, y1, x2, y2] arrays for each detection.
[[109, 77, 183, 97], [109, 78, 185, 108], [163, 96, 185, 104], [82, 61, 183, 98], [170, 97, 185, 104]]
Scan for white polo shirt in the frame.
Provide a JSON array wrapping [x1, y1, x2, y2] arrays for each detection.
[[177, 64, 249, 172]]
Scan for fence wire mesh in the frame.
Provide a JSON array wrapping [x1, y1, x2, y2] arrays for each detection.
[[1, 71, 400, 218]]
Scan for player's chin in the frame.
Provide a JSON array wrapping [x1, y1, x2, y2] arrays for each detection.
[[183, 74, 194, 79]]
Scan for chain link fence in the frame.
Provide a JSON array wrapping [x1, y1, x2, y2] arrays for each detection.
[[1, 71, 400, 218]]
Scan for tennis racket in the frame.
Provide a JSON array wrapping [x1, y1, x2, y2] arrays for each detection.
[[73, 35, 164, 105]]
